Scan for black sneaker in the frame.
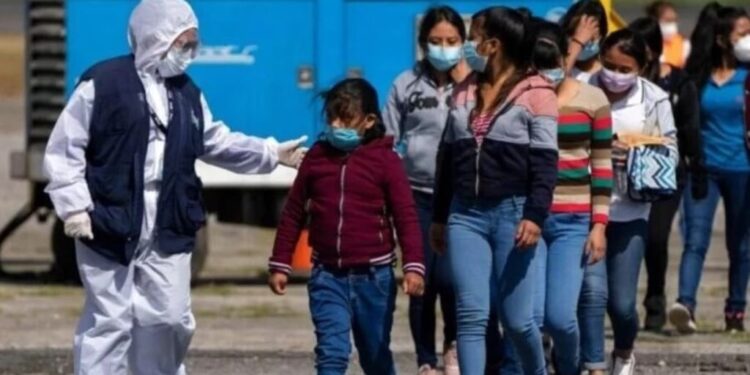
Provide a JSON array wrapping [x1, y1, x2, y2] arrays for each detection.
[[725, 311, 745, 333], [643, 295, 667, 332]]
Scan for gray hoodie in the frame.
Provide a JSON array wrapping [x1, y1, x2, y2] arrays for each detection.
[[383, 66, 453, 194]]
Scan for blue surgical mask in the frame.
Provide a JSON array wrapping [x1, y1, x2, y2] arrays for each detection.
[[463, 41, 488, 73], [540, 68, 565, 87], [323, 126, 361, 152], [576, 41, 600, 62], [427, 43, 462, 72]]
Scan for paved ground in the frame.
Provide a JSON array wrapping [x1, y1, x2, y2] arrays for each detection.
[[0, 350, 747, 375], [0, 91, 748, 373]]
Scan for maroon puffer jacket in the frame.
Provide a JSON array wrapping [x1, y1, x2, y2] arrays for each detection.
[[269, 136, 424, 276]]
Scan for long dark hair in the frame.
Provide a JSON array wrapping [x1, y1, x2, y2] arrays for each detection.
[[601, 29, 649, 71], [560, 0, 609, 47], [628, 17, 663, 82], [322, 78, 385, 143], [472, 6, 529, 118], [529, 18, 568, 71], [685, 3, 748, 89]]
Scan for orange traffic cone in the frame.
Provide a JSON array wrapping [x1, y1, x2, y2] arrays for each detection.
[[291, 229, 313, 272]]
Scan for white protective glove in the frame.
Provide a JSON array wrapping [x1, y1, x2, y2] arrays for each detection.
[[64, 211, 94, 240], [278, 136, 309, 169]]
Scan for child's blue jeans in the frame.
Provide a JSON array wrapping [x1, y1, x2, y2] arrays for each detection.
[[308, 264, 397, 375]]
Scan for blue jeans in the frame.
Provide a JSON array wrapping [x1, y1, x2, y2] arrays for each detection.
[[678, 170, 750, 313], [308, 265, 397, 375], [607, 220, 646, 351], [578, 258, 607, 371], [409, 191, 457, 368], [503, 213, 589, 375], [578, 220, 647, 368], [446, 197, 545, 375]]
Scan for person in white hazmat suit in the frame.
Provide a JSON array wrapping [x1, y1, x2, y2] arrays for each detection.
[[42, 0, 307, 373]]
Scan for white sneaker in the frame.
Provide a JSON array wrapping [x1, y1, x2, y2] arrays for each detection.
[[668, 302, 697, 334], [443, 341, 460, 375], [610, 354, 636, 375], [418, 364, 437, 375]]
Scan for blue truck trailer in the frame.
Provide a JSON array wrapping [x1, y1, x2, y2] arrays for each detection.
[[4, 0, 578, 280]]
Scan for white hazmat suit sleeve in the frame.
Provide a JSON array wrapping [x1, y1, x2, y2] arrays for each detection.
[[199, 94, 280, 174], [43, 80, 95, 220]]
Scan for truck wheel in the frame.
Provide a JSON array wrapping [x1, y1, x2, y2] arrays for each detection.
[[191, 226, 209, 279], [51, 219, 80, 284]]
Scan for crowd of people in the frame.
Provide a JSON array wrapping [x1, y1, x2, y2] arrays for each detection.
[[268, 1, 750, 375], [42, 0, 749, 374]]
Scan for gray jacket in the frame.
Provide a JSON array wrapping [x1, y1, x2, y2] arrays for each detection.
[[383, 66, 453, 194]]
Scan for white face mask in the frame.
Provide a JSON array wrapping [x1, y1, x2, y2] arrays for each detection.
[[734, 35, 750, 63], [157, 47, 195, 78], [660, 22, 679, 39]]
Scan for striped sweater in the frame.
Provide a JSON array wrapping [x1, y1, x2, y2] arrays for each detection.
[[552, 82, 613, 224]]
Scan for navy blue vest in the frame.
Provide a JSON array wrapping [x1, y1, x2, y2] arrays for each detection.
[[79, 55, 205, 264]]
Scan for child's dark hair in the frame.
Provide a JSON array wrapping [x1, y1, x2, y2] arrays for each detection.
[[685, 3, 748, 89], [471, 6, 530, 118], [601, 28, 648, 70], [528, 18, 568, 71], [560, 0, 609, 46], [645, 1, 675, 19], [322, 78, 386, 143], [628, 17, 663, 82]]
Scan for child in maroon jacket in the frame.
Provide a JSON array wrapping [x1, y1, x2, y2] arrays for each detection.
[[268, 78, 425, 375]]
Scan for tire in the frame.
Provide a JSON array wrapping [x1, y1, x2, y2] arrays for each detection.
[[191, 225, 209, 279], [51, 218, 80, 284]]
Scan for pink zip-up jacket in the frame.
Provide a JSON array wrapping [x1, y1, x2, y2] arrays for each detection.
[[268, 136, 425, 276]]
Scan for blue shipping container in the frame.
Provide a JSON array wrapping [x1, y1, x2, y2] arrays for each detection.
[[65, 0, 574, 171]]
